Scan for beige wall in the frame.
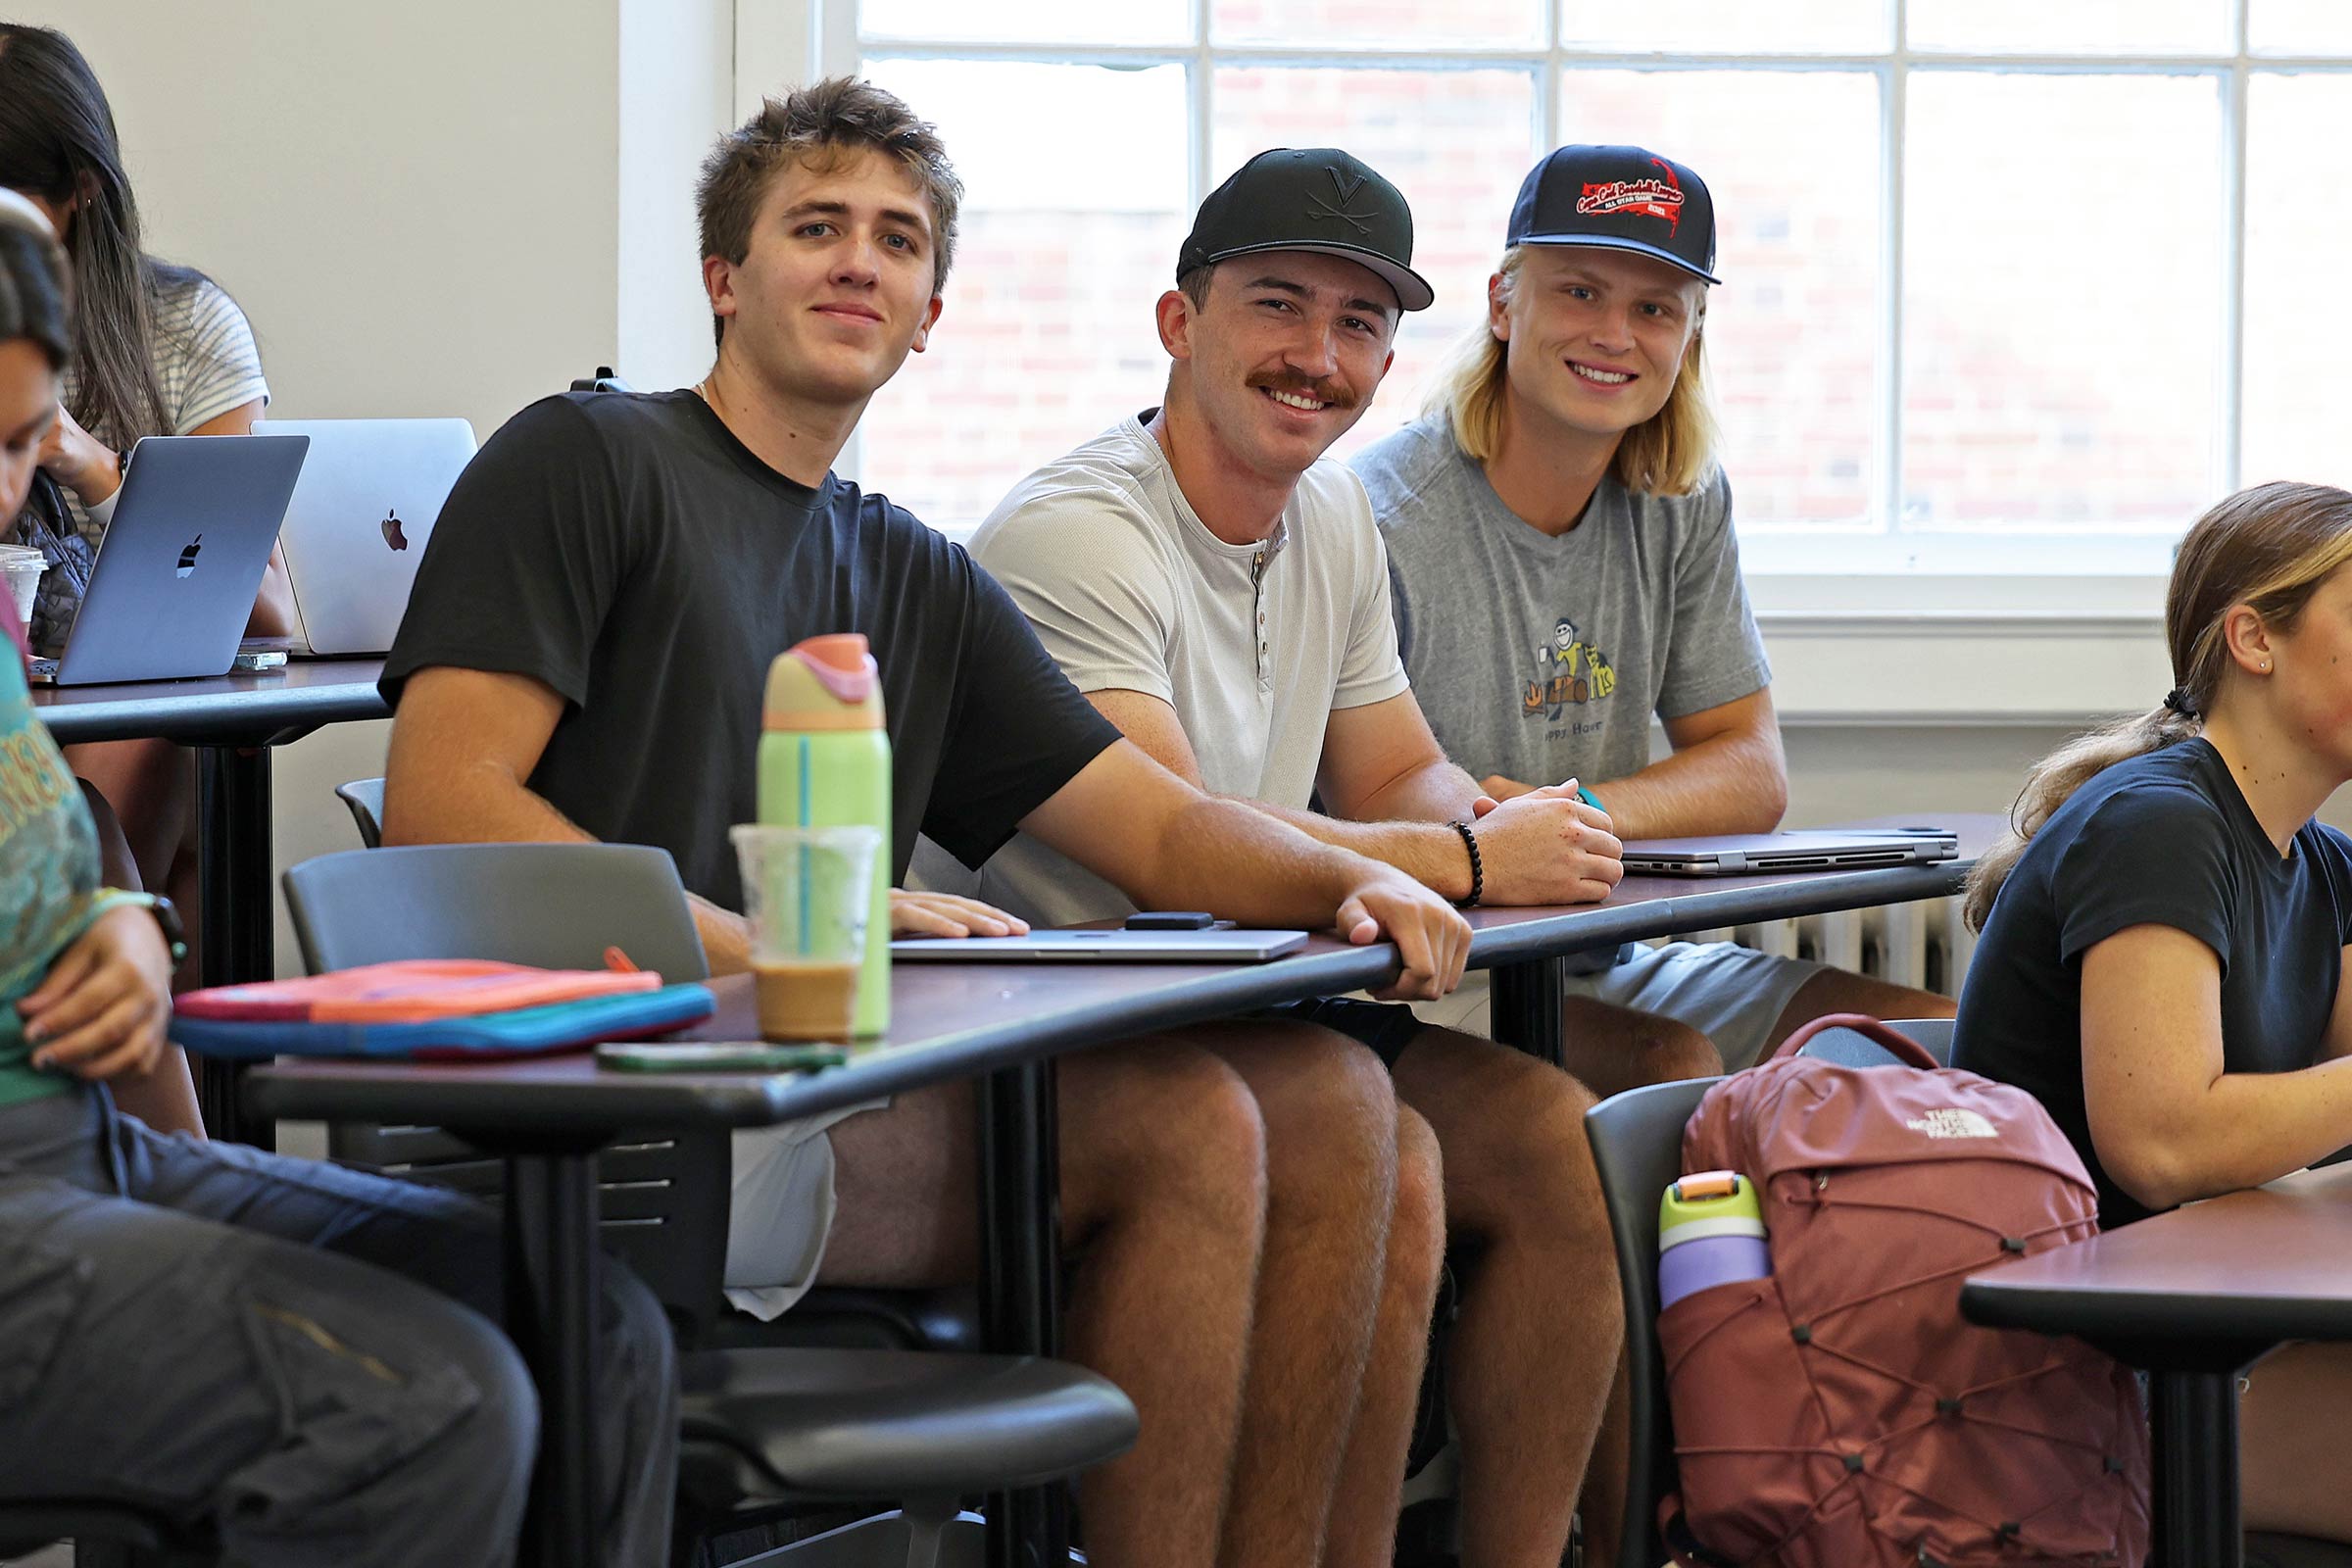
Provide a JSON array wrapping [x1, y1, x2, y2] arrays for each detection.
[[26, 0, 730, 972]]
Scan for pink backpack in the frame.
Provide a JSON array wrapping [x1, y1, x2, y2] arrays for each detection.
[[1658, 1014, 2151, 1567]]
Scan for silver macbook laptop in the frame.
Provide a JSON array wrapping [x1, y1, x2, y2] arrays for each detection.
[[46, 433, 310, 686], [893, 929, 1311, 962], [1620, 828, 1960, 878], [255, 416, 475, 656]]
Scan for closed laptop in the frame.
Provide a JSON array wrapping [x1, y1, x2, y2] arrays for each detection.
[[1620, 828, 1959, 878]]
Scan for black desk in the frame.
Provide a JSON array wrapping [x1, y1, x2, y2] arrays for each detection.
[[244, 953, 1422, 1568], [37, 660, 389, 1142], [246, 812, 1998, 1568], [1963, 1165, 2352, 1568]]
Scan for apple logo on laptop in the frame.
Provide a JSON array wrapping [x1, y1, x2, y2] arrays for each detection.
[[381, 510, 408, 552], [175, 534, 202, 578]]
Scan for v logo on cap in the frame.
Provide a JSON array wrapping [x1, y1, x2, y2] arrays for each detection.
[[1309, 164, 1380, 236], [1174, 147, 1438, 312]]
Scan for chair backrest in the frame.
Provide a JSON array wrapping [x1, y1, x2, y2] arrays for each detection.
[[334, 776, 386, 849], [1792, 1015, 1954, 1069], [281, 840, 725, 1338], [282, 841, 710, 979], [1584, 1076, 1719, 1568]]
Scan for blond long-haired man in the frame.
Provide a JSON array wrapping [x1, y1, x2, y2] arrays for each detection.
[[1351, 145, 1952, 1094]]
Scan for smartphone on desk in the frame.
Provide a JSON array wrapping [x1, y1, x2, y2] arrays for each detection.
[[597, 1041, 847, 1073]]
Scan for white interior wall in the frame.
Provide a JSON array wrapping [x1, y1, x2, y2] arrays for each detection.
[[26, 1, 2339, 985], [30, 0, 732, 973]]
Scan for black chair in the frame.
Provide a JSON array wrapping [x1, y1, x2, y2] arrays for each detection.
[[1584, 1075, 1719, 1568], [332, 777, 385, 850], [280, 842, 1137, 1566], [1791, 1015, 1952, 1067]]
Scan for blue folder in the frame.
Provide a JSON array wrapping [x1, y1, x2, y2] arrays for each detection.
[[170, 983, 716, 1060]]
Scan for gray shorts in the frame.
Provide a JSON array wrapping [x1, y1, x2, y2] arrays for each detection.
[[1407, 939, 1825, 1073]]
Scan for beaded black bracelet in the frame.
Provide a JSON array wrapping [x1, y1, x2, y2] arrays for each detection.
[[1446, 819, 1483, 908]]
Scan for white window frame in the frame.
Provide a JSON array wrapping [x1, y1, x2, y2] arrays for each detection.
[[743, 0, 2350, 633]]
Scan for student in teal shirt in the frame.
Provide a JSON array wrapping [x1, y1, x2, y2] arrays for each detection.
[[0, 581, 170, 1108], [0, 192, 676, 1567]]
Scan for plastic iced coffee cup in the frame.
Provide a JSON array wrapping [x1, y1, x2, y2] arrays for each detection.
[[730, 824, 882, 1042]]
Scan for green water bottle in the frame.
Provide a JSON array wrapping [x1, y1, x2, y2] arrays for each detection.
[[759, 633, 893, 1037]]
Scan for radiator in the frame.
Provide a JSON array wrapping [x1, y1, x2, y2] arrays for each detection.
[[1662, 895, 1976, 1000]]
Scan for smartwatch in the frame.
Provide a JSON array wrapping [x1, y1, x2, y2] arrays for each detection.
[[145, 896, 188, 965]]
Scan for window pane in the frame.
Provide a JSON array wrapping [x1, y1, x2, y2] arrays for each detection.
[[857, 60, 1188, 527], [862, 0, 1190, 47], [1556, 71, 1882, 529], [1211, 67, 1538, 463], [1212, 0, 1541, 50], [2250, 1, 2352, 54], [1908, 0, 2229, 54], [2242, 74, 2352, 488], [1902, 74, 2222, 531], [1560, 0, 1887, 55]]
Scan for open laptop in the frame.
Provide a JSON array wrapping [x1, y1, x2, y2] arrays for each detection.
[[40, 433, 310, 686], [255, 417, 475, 656], [1620, 828, 1960, 878], [893, 929, 1311, 962]]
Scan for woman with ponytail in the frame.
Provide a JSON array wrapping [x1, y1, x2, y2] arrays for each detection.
[[1953, 480, 2352, 1544]]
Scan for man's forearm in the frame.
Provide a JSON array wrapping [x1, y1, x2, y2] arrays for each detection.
[[1586, 732, 1787, 839], [1139, 795, 1399, 927], [690, 893, 753, 974], [381, 757, 596, 848], [1230, 798, 1476, 902]]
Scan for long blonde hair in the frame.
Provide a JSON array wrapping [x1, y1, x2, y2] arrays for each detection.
[[1964, 480, 2352, 930], [1425, 246, 1721, 496]]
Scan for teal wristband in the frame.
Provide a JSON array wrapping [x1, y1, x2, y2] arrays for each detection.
[[1576, 785, 1604, 812]]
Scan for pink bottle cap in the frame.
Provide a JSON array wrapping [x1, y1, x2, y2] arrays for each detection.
[[764, 634, 884, 731]]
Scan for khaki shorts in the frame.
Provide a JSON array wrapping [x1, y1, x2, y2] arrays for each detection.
[[722, 1100, 889, 1322], [1407, 940, 1824, 1074]]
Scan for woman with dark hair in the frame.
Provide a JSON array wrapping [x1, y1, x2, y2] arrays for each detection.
[[0, 189, 676, 1567], [0, 22, 293, 969], [1954, 480, 2352, 1544]]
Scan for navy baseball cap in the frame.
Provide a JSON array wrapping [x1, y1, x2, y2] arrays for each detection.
[[1506, 145, 1720, 286], [1178, 148, 1435, 313]]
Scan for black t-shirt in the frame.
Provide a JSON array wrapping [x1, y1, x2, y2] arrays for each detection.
[[381, 390, 1121, 907], [1952, 737, 2352, 1226]]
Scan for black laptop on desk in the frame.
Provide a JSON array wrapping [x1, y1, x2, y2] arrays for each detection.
[[1619, 828, 1959, 877]]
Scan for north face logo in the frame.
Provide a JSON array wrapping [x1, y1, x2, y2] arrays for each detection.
[[1906, 1108, 1998, 1140]]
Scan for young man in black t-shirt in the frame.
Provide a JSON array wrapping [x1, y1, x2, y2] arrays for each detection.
[[380, 80, 1470, 1568]]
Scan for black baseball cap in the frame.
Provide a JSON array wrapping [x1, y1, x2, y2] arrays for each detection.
[[1177, 148, 1435, 313], [1506, 145, 1720, 286]]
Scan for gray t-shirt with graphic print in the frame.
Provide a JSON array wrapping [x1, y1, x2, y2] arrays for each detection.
[[1348, 413, 1769, 792]]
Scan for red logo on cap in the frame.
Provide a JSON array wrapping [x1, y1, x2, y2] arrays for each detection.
[[1575, 161, 1685, 233]]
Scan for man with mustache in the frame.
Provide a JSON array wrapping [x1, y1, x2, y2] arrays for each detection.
[[380, 84, 1476, 1568], [927, 149, 1635, 1567]]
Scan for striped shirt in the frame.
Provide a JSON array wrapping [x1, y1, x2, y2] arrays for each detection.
[[60, 270, 270, 547]]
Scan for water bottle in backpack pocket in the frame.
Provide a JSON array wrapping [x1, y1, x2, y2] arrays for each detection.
[[1658, 1170, 1770, 1310]]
